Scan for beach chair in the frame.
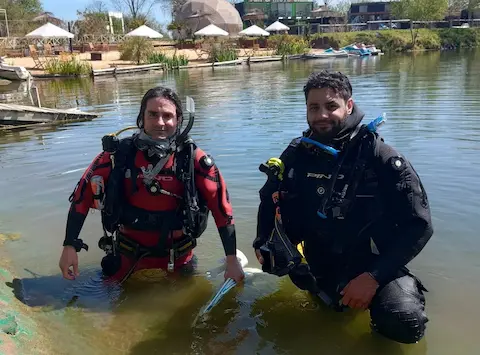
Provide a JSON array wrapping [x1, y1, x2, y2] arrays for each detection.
[[43, 43, 54, 56], [28, 45, 46, 69]]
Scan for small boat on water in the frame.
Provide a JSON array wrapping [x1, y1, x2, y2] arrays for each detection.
[[365, 45, 383, 56], [287, 54, 304, 60], [341, 44, 371, 56], [341, 43, 384, 56], [303, 49, 349, 60], [0, 57, 31, 81]]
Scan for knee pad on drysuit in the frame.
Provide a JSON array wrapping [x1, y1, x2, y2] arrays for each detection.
[[370, 275, 429, 344]]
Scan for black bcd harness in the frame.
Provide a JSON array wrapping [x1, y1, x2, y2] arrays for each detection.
[[98, 134, 209, 268], [258, 124, 381, 294]]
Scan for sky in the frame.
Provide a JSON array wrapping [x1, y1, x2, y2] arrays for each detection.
[[42, 0, 171, 23]]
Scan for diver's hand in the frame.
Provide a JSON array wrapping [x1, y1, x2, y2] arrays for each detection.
[[59, 246, 79, 280], [254, 249, 264, 265], [224, 255, 245, 283], [340, 272, 379, 310]]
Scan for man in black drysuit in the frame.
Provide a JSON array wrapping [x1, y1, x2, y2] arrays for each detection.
[[253, 70, 433, 344]]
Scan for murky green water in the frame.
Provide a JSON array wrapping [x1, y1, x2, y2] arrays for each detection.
[[1, 50, 479, 354]]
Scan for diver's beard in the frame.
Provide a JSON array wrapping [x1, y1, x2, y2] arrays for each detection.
[[307, 113, 347, 144], [308, 123, 341, 144]]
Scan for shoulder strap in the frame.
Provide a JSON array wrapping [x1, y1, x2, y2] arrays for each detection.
[[102, 136, 136, 232], [338, 130, 378, 218], [175, 137, 200, 236], [280, 137, 302, 171]]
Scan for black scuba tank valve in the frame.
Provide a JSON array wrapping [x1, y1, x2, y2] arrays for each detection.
[[259, 158, 285, 181], [98, 235, 113, 252], [102, 126, 138, 153], [102, 135, 119, 153]]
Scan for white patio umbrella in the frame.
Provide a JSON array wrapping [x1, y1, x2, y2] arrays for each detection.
[[238, 25, 270, 37], [194, 23, 229, 37], [25, 22, 74, 38], [125, 25, 163, 39], [265, 21, 290, 32]]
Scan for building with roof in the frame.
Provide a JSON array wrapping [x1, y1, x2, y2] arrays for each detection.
[[174, 0, 243, 36]]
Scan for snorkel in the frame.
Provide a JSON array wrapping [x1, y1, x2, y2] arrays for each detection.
[[300, 113, 387, 159]]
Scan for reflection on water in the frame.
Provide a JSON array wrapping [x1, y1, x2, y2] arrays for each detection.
[[1, 50, 480, 354]]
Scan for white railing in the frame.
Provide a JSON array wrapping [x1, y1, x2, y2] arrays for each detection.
[[0, 34, 127, 50]]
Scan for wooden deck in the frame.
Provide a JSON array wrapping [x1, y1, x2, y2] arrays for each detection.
[[0, 103, 99, 127]]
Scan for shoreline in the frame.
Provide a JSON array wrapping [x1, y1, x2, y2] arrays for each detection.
[[312, 28, 480, 53], [0, 245, 54, 354], [3, 28, 477, 80], [4, 48, 341, 80]]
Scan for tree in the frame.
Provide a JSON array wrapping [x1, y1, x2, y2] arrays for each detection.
[[467, 0, 480, 20], [16, 0, 42, 14], [329, 0, 351, 30], [158, 0, 187, 18], [75, 1, 109, 37], [87, 0, 109, 13], [0, 0, 44, 35], [447, 0, 467, 18], [392, 0, 449, 46], [331, 0, 351, 15], [111, 0, 160, 19]]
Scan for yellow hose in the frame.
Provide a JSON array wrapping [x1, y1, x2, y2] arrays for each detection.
[[107, 126, 138, 137]]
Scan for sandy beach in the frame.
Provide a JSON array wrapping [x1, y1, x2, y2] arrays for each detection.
[[7, 46, 280, 76]]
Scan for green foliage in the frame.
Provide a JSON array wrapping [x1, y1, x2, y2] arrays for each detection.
[[207, 43, 238, 62], [0, 0, 44, 35], [119, 37, 154, 64], [392, 0, 449, 21], [146, 51, 189, 69], [312, 28, 480, 52], [392, 0, 449, 45], [75, 11, 109, 37], [438, 28, 480, 47], [124, 15, 148, 31], [269, 34, 310, 56], [44, 58, 93, 76]]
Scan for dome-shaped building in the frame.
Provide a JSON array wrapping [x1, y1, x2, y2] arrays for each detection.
[[175, 0, 243, 37]]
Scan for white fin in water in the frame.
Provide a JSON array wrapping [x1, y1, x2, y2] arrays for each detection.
[[206, 249, 255, 279]]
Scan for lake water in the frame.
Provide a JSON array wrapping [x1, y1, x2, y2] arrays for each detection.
[[0, 50, 479, 354]]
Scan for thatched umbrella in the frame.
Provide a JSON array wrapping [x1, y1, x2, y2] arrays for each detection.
[[32, 12, 63, 27]]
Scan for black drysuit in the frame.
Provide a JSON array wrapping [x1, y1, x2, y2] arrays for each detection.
[[254, 105, 433, 344]]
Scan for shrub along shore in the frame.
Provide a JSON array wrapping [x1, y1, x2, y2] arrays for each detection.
[[311, 28, 480, 52], [27, 28, 479, 77]]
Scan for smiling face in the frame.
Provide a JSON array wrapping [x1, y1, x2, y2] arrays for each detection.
[[143, 97, 178, 140], [306, 87, 353, 140]]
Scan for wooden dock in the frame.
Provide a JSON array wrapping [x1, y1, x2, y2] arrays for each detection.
[[0, 103, 99, 128], [247, 56, 285, 64], [92, 63, 164, 77]]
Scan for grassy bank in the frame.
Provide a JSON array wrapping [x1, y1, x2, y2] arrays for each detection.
[[312, 28, 480, 52]]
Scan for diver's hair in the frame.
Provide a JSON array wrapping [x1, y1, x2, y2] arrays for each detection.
[[303, 70, 352, 101], [136, 86, 183, 128]]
